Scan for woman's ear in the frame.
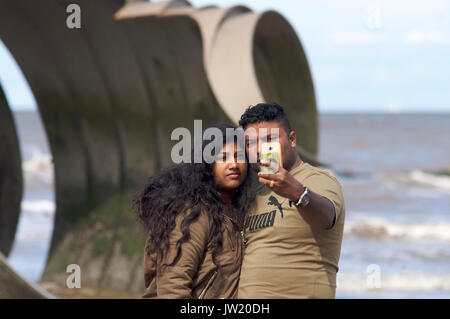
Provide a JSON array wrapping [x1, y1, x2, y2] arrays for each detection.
[[289, 130, 296, 147]]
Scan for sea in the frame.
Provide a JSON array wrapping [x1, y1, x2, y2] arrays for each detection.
[[7, 111, 450, 298]]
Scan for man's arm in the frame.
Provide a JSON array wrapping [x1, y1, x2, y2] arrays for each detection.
[[258, 161, 336, 229], [290, 184, 336, 229]]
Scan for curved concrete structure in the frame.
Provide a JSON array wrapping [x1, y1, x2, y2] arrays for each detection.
[[13, 0, 123, 204], [253, 11, 319, 158], [0, 0, 320, 294], [116, 0, 231, 168], [0, 84, 22, 257], [0, 253, 53, 299], [61, 0, 158, 190], [191, 7, 319, 162], [0, 0, 121, 261], [38, 0, 160, 291], [189, 6, 251, 75], [0, 1, 90, 260]]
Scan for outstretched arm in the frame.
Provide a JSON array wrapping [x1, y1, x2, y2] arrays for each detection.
[[258, 161, 339, 229]]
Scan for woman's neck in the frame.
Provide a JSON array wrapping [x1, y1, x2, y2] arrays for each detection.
[[219, 190, 239, 221], [219, 190, 233, 206]]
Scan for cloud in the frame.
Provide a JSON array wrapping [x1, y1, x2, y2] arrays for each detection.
[[404, 29, 450, 44], [328, 31, 389, 45]]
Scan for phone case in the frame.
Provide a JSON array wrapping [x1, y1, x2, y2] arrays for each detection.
[[260, 142, 283, 174]]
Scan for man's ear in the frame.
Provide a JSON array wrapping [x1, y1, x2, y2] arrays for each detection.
[[289, 130, 296, 147]]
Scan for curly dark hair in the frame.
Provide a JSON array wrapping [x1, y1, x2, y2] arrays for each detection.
[[133, 123, 254, 270], [238, 102, 291, 132]]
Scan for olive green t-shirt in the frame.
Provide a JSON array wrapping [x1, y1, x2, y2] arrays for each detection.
[[238, 161, 345, 299]]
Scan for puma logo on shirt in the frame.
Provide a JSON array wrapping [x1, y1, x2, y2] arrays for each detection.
[[244, 196, 286, 232], [267, 195, 284, 218], [244, 210, 277, 232]]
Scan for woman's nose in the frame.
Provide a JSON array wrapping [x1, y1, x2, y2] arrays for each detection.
[[228, 157, 238, 168]]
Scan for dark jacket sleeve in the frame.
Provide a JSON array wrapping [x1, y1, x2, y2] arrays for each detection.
[[155, 210, 212, 298]]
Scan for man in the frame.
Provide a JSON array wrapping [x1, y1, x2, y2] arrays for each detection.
[[238, 103, 345, 299]]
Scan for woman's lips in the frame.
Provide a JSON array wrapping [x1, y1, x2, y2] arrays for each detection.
[[227, 172, 240, 179]]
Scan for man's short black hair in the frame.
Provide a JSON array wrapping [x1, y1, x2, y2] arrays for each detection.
[[239, 102, 292, 132]]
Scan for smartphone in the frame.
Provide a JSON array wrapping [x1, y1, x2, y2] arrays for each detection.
[[260, 142, 283, 174]]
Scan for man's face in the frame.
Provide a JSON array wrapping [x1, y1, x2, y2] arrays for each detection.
[[244, 121, 296, 172]]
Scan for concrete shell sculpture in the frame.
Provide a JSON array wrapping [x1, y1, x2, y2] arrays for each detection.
[[0, 84, 22, 258], [0, 0, 318, 296]]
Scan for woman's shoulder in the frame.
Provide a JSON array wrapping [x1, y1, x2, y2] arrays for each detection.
[[175, 207, 214, 230]]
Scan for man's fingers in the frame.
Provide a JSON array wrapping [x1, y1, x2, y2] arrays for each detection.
[[259, 177, 270, 187], [260, 160, 279, 169], [258, 166, 281, 181], [259, 160, 280, 175], [259, 176, 277, 187], [259, 160, 270, 166], [258, 172, 279, 181]]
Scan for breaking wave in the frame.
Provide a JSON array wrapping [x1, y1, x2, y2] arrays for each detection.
[[344, 217, 450, 242], [22, 148, 53, 187], [408, 170, 450, 193], [337, 273, 450, 293]]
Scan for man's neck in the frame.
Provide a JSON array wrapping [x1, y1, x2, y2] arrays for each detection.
[[287, 155, 303, 172]]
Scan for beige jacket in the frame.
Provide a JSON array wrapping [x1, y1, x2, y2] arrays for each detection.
[[143, 210, 243, 299]]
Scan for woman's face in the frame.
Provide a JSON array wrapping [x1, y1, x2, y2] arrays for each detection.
[[212, 142, 247, 192]]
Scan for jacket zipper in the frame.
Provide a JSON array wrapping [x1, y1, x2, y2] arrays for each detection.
[[240, 229, 247, 248], [198, 271, 218, 299]]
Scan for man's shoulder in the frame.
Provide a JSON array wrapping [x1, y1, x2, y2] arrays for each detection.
[[295, 162, 341, 187]]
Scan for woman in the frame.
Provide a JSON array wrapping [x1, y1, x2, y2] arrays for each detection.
[[133, 123, 254, 298]]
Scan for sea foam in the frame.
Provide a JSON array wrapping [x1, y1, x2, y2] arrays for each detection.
[[345, 217, 450, 242]]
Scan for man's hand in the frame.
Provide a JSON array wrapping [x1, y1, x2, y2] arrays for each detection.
[[258, 160, 336, 229], [258, 160, 303, 202]]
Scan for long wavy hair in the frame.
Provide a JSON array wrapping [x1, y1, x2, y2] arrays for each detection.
[[133, 123, 254, 270]]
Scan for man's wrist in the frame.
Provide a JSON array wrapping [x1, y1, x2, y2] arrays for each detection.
[[289, 183, 306, 202]]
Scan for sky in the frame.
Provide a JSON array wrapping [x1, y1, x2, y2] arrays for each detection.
[[0, 0, 449, 113]]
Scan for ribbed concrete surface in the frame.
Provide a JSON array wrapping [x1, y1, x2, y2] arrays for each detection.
[[116, 0, 231, 168]]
